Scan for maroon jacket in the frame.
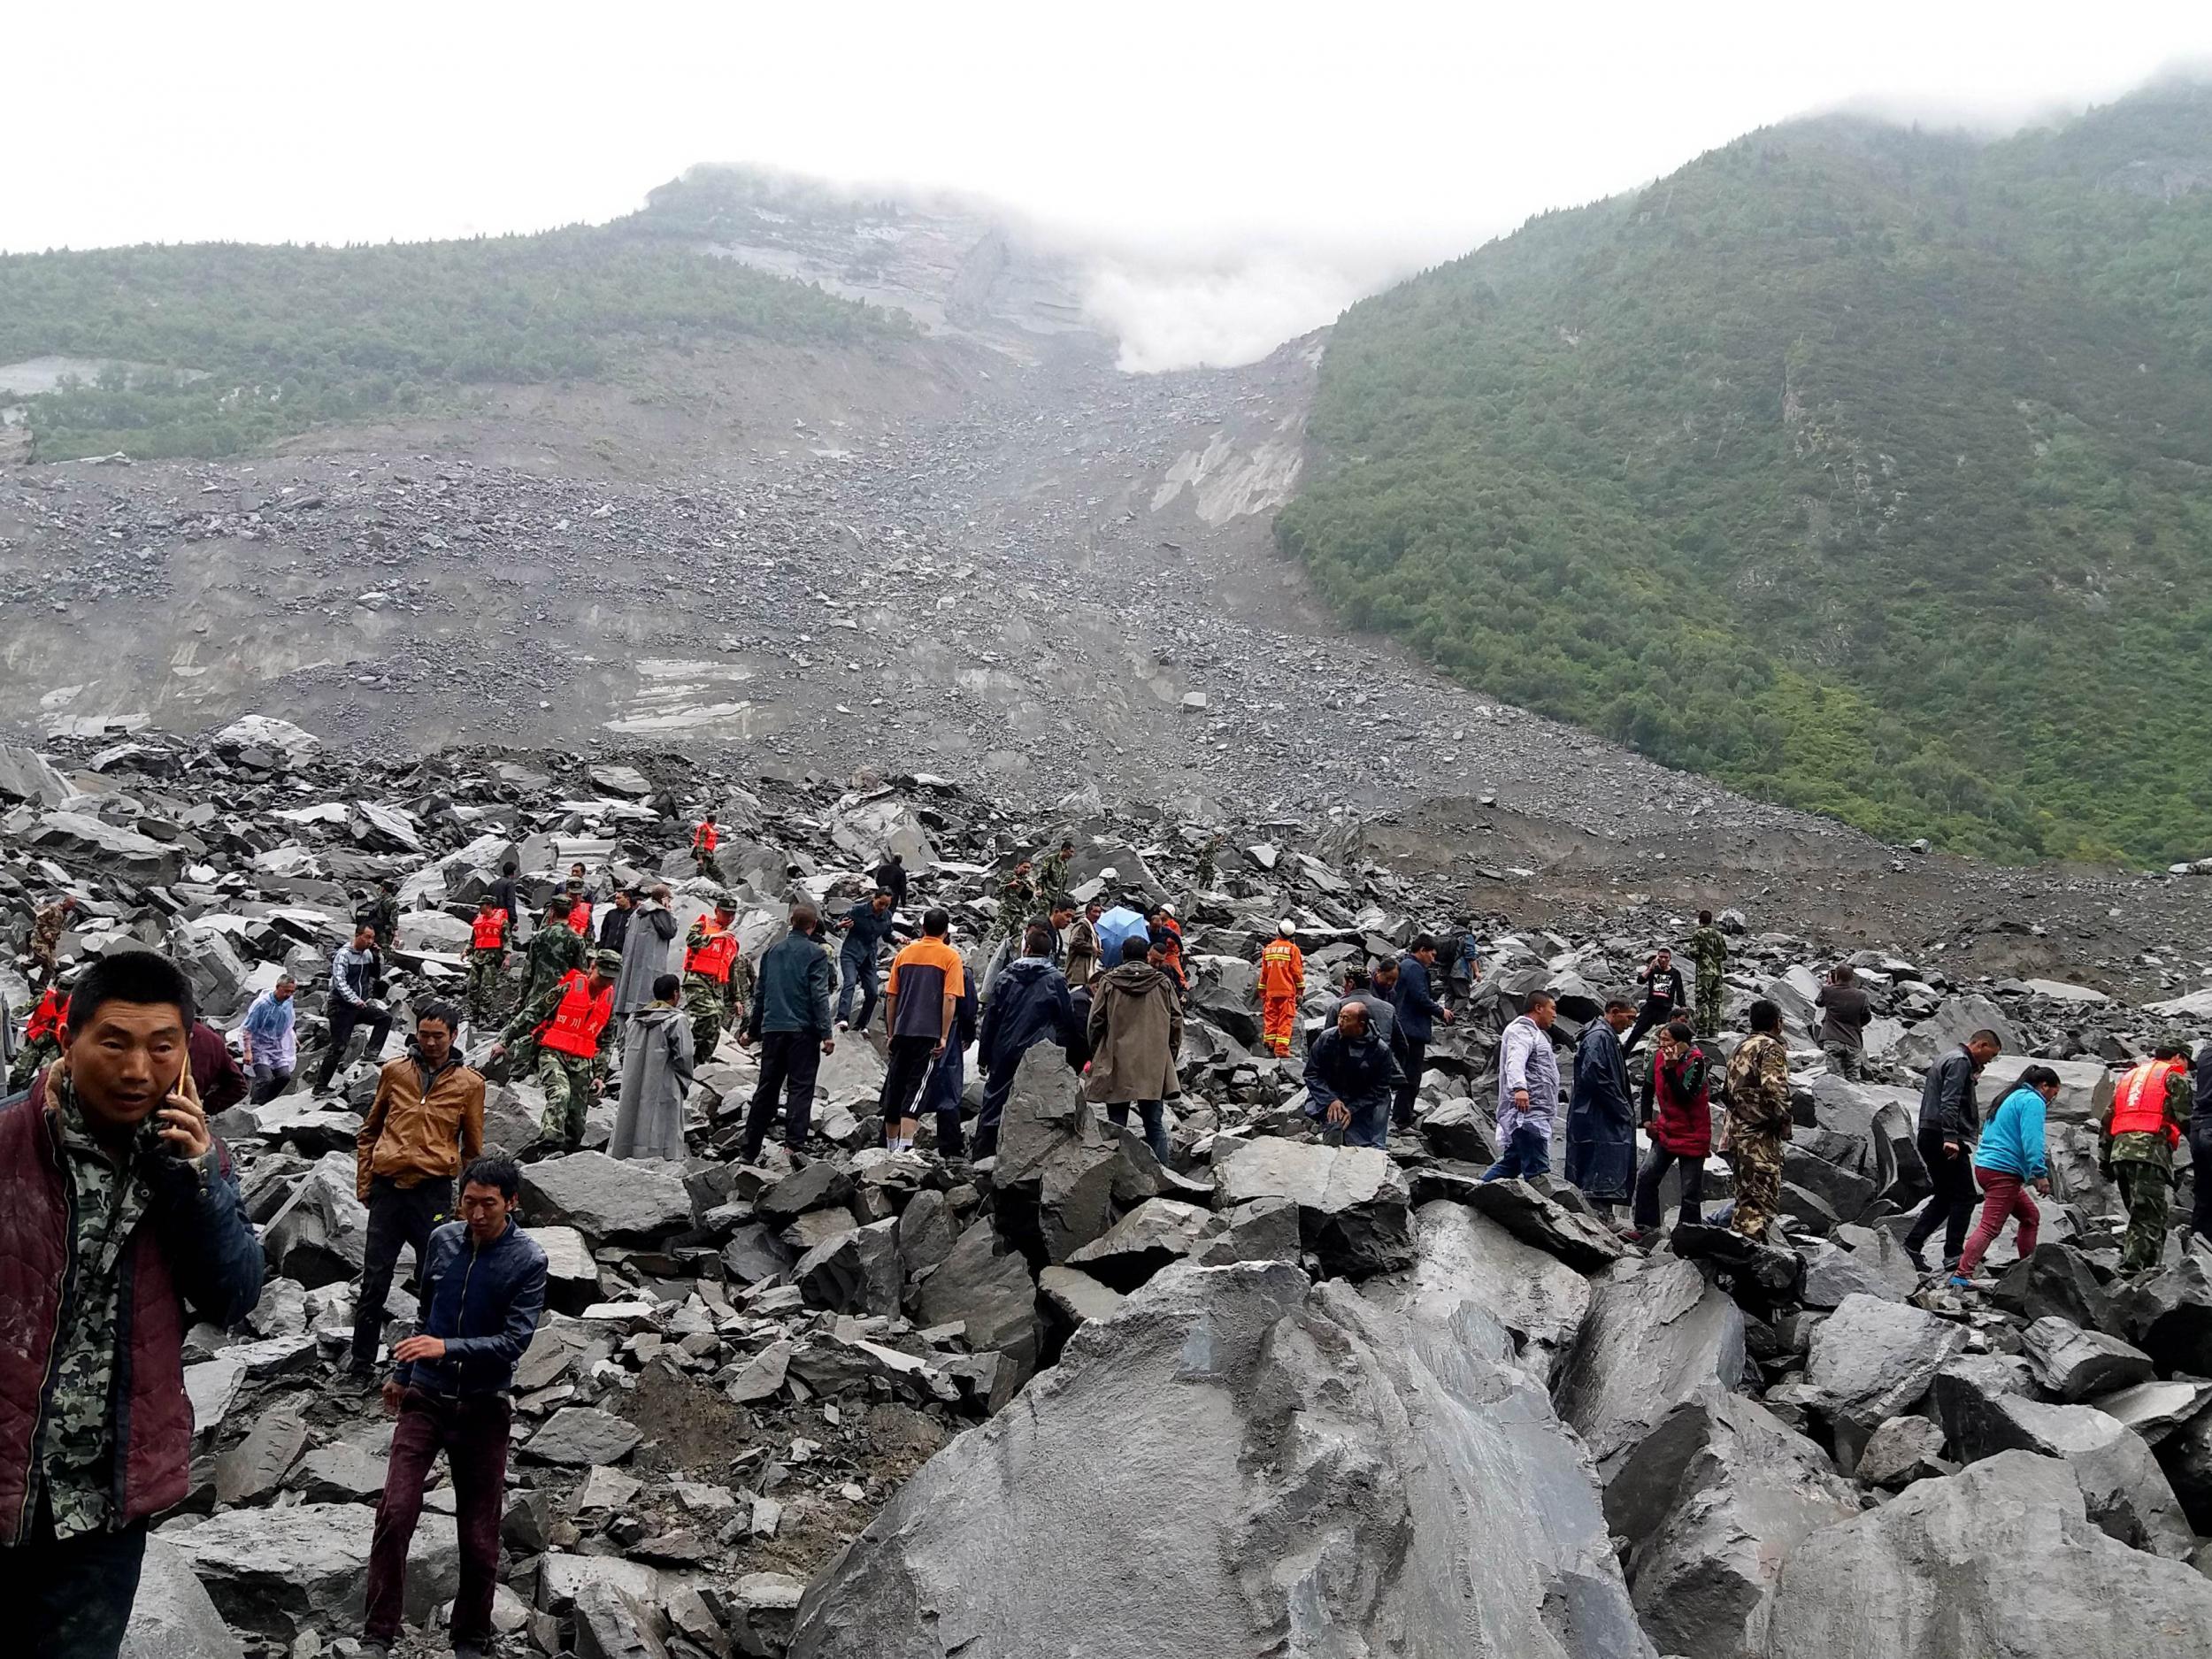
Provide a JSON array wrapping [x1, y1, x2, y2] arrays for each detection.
[[1652, 1045, 1714, 1157], [189, 1021, 248, 1117], [0, 1076, 264, 1542]]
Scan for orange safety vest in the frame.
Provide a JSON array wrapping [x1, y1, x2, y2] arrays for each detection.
[[538, 970, 614, 1059], [566, 897, 592, 933], [686, 922, 738, 983], [2110, 1057, 2184, 1145], [694, 821, 718, 855], [1258, 939, 1303, 999], [472, 910, 508, 950], [25, 986, 65, 1044]]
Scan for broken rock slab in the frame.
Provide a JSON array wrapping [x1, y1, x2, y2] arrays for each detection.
[[123, 1537, 244, 1659], [2109, 1256, 2212, 1377], [521, 1152, 694, 1241], [790, 1258, 1653, 1659], [161, 1502, 457, 1635], [1801, 1293, 1968, 1472], [1394, 1199, 1590, 1384], [1212, 1138, 1414, 1279], [2020, 1316, 2154, 1402], [1553, 1256, 1746, 1484], [1762, 1451, 2212, 1659]]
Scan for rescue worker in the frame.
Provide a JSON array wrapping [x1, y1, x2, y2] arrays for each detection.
[[1147, 904, 1187, 999], [27, 893, 81, 988], [1037, 838, 1076, 900], [994, 860, 1036, 941], [561, 867, 594, 934], [9, 977, 67, 1091], [516, 902, 585, 1041], [1724, 999, 1793, 1242], [465, 895, 509, 1021], [2101, 1040, 2193, 1273], [1194, 833, 1224, 891], [1689, 910, 1728, 1039], [693, 813, 721, 879], [359, 883, 402, 951], [681, 895, 742, 1065], [493, 951, 619, 1152], [1256, 921, 1304, 1059]]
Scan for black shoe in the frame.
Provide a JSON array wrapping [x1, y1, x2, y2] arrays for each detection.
[[1904, 1243, 1929, 1274]]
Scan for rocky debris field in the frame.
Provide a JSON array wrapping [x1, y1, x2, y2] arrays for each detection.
[[5, 718, 2212, 1656]]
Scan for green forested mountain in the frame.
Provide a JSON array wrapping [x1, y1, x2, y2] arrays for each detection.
[[0, 225, 899, 460], [1278, 81, 2212, 864]]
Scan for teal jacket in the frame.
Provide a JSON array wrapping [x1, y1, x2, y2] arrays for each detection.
[[1973, 1084, 2047, 1181]]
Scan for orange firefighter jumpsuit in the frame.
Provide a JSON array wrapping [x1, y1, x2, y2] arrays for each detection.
[[1257, 935, 1305, 1057]]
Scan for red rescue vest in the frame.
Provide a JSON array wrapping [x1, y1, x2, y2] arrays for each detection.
[[686, 921, 738, 983], [694, 822, 718, 855], [25, 986, 65, 1044], [566, 898, 592, 933], [472, 911, 508, 950], [539, 970, 614, 1059], [2110, 1058, 2184, 1145]]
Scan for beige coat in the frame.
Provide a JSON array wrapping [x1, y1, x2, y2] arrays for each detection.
[[1085, 963, 1184, 1103]]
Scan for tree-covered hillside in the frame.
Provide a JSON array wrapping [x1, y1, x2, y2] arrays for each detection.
[[0, 225, 902, 460], [1278, 81, 2212, 864]]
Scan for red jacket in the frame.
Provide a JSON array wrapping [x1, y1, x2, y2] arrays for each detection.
[[189, 1020, 247, 1117], [1651, 1045, 1713, 1156], [0, 1076, 264, 1542]]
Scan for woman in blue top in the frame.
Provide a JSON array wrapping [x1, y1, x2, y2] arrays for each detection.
[[1955, 1064, 2058, 1284]]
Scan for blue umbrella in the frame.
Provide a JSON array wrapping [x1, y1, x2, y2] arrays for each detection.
[[1094, 905, 1150, 968]]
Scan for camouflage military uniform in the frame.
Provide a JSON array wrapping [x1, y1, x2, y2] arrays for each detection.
[[1037, 850, 1072, 903], [683, 917, 741, 1065], [44, 1076, 153, 1536], [27, 900, 70, 988], [466, 945, 508, 1020], [1194, 835, 1222, 891], [501, 972, 616, 1149], [994, 871, 1035, 941], [1724, 1032, 1792, 1242], [1690, 925, 1728, 1039], [513, 923, 586, 1058], [9, 1030, 61, 1092], [2106, 1071, 2190, 1272]]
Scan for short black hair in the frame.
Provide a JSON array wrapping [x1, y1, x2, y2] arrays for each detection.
[[1024, 923, 1056, 956], [1748, 999, 1782, 1034], [1049, 895, 1075, 913], [1373, 956, 1399, 976], [1664, 1018, 1695, 1044], [1969, 1028, 2004, 1050], [653, 972, 681, 1002], [2152, 1040, 2189, 1061], [502, 862, 518, 876], [67, 950, 195, 1035], [1409, 933, 1437, 955], [1698, 909, 1713, 926], [461, 1156, 520, 1200], [1120, 936, 1151, 964], [1344, 967, 1371, 988], [1605, 997, 1634, 1015], [872, 887, 894, 900], [417, 999, 462, 1033], [923, 907, 950, 937]]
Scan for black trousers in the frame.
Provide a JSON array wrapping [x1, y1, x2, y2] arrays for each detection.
[[1392, 1037, 1427, 1127], [742, 1031, 823, 1156], [316, 1000, 393, 1090], [2192, 1145, 2212, 1242], [3, 1494, 148, 1659], [1632, 1143, 1707, 1230], [1903, 1125, 1975, 1264], [879, 1033, 939, 1128], [1622, 1002, 1676, 1056], [351, 1176, 453, 1371]]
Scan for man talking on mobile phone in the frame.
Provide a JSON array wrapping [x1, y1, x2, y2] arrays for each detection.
[[0, 950, 264, 1659]]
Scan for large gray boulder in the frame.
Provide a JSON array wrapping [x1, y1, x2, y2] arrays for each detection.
[[1893, 995, 2017, 1071], [27, 811, 183, 884], [521, 1152, 694, 1241], [123, 1538, 244, 1659], [1604, 1391, 1859, 1659], [910, 1218, 1042, 1411], [1760, 1452, 2212, 1659], [790, 1258, 1652, 1659], [2020, 1316, 2154, 1402], [160, 1502, 457, 1635], [1212, 1138, 1414, 1279], [1800, 1294, 1967, 1471], [1553, 1256, 1746, 1483], [2110, 1256, 2212, 1377], [990, 1045, 1128, 1264], [260, 1155, 369, 1288], [1462, 1177, 1625, 1271], [0, 744, 73, 808], [1400, 1200, 1591, 1384]]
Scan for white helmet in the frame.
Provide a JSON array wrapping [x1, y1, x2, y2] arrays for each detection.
[[1279, 919, 1296, 936]]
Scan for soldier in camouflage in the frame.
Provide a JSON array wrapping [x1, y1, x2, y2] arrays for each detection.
[[27, 893, 80, 989], [1689, 910, 1728, 1039], [513, 902, 586, 1047], [495, 952, 619, 1151], [2101, 1041, 2193, 1272], [9, 979, 68, 1091], [994, 861, 1036, 941], [1036, 839, 1075, 902], [682, 898, 743, 1065], [1724, 999, 1793, 1242], [465, 895, 511, 1023], [1194, 833, 1224, 891]]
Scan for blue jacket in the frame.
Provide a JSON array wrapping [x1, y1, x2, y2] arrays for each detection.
[[1391, 955, 1445, 1045], [978, 956, 1073, 1074], [840, 902, 910, 957], [747, 930, 834, 1039], [1303, 1027, 1402, 1121], [1973, 1085, 2047, 1181], [394, 1217, 548, 1395]]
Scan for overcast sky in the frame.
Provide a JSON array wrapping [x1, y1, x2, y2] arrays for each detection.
[[11, 1, 2212, 365]]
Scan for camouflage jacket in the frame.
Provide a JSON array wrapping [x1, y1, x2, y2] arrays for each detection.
[[29, 902, 69, 962], [524, 921, 585, 986], [1724, 1033, 1793, 1135], [1690, 926, 1727, 979], [2106, 1072, 2191, 1172]]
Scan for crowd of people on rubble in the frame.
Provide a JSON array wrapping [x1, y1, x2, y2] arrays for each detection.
[[5, 829, 2212, 1659]]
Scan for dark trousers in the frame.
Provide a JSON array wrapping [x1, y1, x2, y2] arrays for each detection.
[[351, 1177, 453, 1372], [2194, 1152, 2212, 1242], [1105, 1099, 1170, 1163], [742, 1031, 822, 1156], [1483, 1124, 1552, 1181], [879, 1033, 939, 1127], [1903, 1125, 1975, 1265], [3, 1494, 147, 1659], [1392, 1038, 1426, 1128], [1622, 1002, 1675, 1056], [836, 949, 879, 1030], [1632, 1143, 1707, 1230], [365, 1389, 511, 1647], [316, 1001, 393, 1090], [249, 1060, 294, 1104], [924, 1045, 967, 1156]]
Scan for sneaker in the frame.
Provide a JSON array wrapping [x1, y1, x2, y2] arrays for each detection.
[[836, 1019, 849, 1033], [1947, 1275, 1971, 1291], [1904, 1244, 1929, 1274]]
